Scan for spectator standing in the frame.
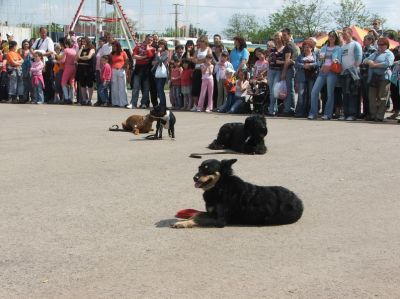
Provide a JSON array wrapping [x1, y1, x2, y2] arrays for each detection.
[[197, 54, 214, 112], [130, 34, 155, 109], [229, 36, 249, 72], [169, 58, 183, 109], [214, 51, 234, 109], [20, 39, 32, 103], [280, 28, 296, 115], [6, 41, 24, 103], [340, 27, 362, 121], [59, 39, 77, 105], [294, 40, 318, 118], [30, 52, 45, 104], [364, 37, 394, 121], [360, 35, 377, 118], [267, 32, 285, 115], [94, 37, 108, 106], [387, 46, 400, 120], [189, 35, 212, 111], [152, 39, 169, 107], [181, 59, 193, 110], [76, 37, 95, 105], [98, 55, 112, 106], [31, 27, 55, 103], [308, 31, 342, 120], [110, 41, 129, 107]]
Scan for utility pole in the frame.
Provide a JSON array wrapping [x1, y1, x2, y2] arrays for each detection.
[[172, 3, 183, 39]]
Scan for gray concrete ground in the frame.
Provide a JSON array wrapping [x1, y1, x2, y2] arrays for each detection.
[[1, 103, 400, 298]]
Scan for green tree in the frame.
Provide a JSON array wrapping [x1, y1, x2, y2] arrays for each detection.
[[268, 0, 329, 39], [331, 0, 371, 28], [223, 13, 259, 40]]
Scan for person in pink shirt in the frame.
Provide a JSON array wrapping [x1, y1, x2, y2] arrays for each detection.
[[197, 54, 214, 112], [59, 39, 77, 105], [98, 55, 112, 106], [30, 52, 45, 104]]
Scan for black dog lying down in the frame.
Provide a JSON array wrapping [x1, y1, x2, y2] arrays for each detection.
[[209, 115, 267, 155], [147, 105, 176, 139], [172, 159, 303, 228]]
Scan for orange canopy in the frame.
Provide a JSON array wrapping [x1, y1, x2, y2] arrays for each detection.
[[314, 25, 399, 49]]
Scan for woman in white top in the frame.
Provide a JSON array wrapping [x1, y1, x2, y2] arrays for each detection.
[[187, 35, 212, 111]]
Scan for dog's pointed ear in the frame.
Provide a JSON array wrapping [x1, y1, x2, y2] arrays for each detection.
[[220, 159, 237, 172]]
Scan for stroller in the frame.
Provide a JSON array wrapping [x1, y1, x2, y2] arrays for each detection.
[[247, 79, 269, 114]]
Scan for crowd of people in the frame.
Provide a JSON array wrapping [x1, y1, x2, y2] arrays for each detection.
[[1, 21, 400, 122]]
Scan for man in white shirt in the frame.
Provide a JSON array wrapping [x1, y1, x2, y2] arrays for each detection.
[[31, 27, 55, 103]]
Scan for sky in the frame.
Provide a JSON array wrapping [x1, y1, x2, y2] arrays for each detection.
[[0, 0, 398, 36]]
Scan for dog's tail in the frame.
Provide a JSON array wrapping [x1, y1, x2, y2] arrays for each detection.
[[189, 150, 239, 159], [108, 124, 126, 132]]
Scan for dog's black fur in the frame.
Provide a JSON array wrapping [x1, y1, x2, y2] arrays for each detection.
[[172, 159, 303, 228], [147, 105, 176, 139], [208, 115, 267, 154]]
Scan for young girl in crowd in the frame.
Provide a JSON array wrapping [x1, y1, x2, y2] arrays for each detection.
[[181, 59, 193, 110], [197, 54, 214, 112], [227, 68, 249, 114], [98, 55, 112, 106], [217, 68, 236, 113], [214, 51, 234, 109], [30, 52, 45, 104], [253, 48, 269, 80], [53, 42, 64, 104], [169, 58, 183, 109]]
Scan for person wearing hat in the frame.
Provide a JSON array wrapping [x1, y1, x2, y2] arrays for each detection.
[[6, 32, 14, 42], [214, 50, 234, 109], [216, 67, 235, 112]]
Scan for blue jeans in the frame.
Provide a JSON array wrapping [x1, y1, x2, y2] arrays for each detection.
[[218, 93, 235, 112], [295, 79, 314, 117], [33, 81, 44, 103], [284, 67, 295, 113], [309, 72, 338, 118], [131, 67, 150, 107], [8, 69, 24, 98], [155, 77, 167, 107], [268, 68, 282, 114], [98, 82, 110, 104], [228, 96, 245, 113]]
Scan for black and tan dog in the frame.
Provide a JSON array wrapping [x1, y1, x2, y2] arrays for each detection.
[[172, 159, 303, 228], [109, 114, 156, 135], [208, 115, 268, 155], [147, 105, 176, 139]]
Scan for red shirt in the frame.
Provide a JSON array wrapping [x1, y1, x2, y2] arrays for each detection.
[[101, 63, 112, 82], [170, 67, 182, 86], [133, 43, 155, 66], [224, 78, 236, 93], [180, 68, 193, 86], [110, 51, 127, 69]]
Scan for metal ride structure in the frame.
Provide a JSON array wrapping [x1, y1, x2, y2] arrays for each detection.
[[69, 0, 136, 52]]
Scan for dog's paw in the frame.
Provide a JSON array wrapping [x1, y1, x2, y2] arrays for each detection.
[[170, 219, 197, 229]]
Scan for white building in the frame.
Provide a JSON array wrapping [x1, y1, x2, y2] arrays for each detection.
[[0, 25, 32, 45]]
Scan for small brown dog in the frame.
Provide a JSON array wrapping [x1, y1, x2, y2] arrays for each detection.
[[109, 114, 155, 135]]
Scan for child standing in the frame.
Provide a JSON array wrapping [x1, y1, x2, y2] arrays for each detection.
[[30, 52, 45, 104], [214, 51, 234, 109], [98, 55, 112, 106], [197, 54, 214, 112], [181, 59, 193, 110], [169, 58, 183, 109]]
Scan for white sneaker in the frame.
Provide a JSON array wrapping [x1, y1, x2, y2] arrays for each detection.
[[125, 104, 133, 109], [205, 108, 211, 113]]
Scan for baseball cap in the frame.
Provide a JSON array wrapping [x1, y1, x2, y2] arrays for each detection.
[[225, 67, 235, 74], [6, 32, 13, 37]]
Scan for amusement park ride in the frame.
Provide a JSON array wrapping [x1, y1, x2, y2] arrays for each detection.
[[69, 0, 136, 52]]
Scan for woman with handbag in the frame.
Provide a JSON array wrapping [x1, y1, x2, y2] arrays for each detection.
[[308, 31, 342, 120], [294, 40, 318, 117], [364, 37, 395, 122], [152, 39, 169, 107]]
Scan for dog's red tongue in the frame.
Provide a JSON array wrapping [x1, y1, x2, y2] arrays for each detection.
[[194, 181, 202, 188], [175, 209, 200, 219]]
